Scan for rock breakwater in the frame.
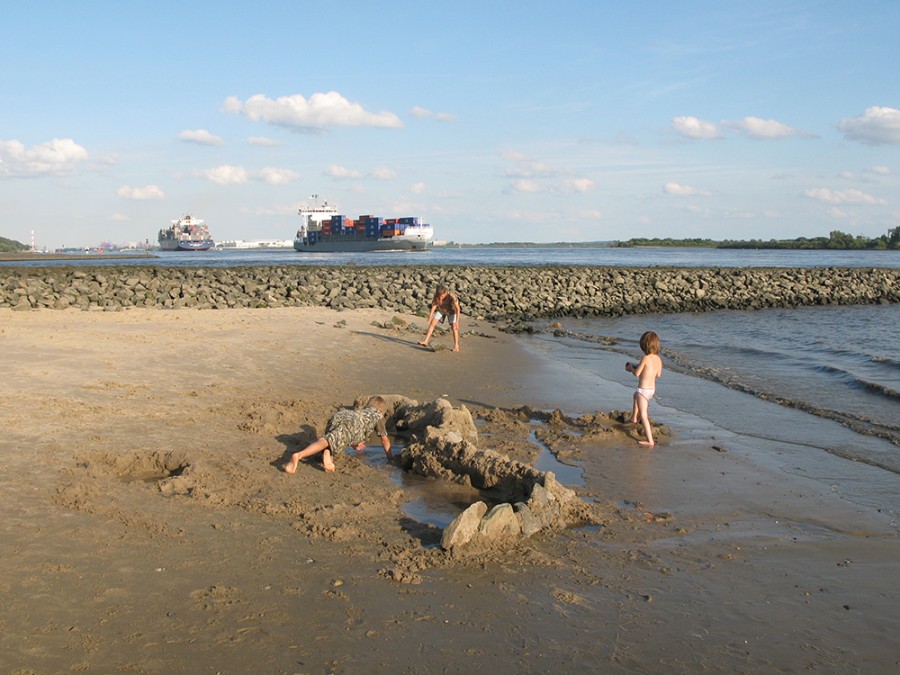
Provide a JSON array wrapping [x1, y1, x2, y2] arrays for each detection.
[[1, 265, 897, 320]]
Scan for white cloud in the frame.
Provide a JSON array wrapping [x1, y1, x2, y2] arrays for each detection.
[[838, 106, 900, 145], [865, 165, 892, 175], [579, 209, 602, 219], [803, 187, 887, 205], [410, 182, 426, 194], [505, 161, 559, 178], [501, 150, 529, 161], [223, 92, 403, 131], [563, 178, 595, 193], [371, 166, 396, 180], [508, 179, 542, 194], [178, 129, 223, 146], [117, 184, 165, 200], [723, 116, 812, 140], [256, 167, 300, 185], [672, 116, 721, 140], [503, 151, 572, 179], [326, 165, 362, 179], [663, 182, 711, 196], [247, 136, 280, 147], [196, 165, 298, 185], [109, 213, 129, 222], [0, 138, 88, 176], [410, 106, 457, 122], [202, 165, 249, 185]]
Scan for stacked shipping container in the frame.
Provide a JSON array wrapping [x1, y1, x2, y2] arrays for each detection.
[[309, 214, 425, 239]]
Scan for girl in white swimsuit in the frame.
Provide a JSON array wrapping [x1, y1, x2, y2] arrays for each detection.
[[625, 331, 663, 447]]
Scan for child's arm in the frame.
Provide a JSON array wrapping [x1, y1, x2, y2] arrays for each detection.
[[381, 433, 392, 459], [627, 355, 651, 377]]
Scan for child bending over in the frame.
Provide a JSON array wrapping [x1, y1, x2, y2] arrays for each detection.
[[284, 396, 391, 474], [418, 284, 461, 352]]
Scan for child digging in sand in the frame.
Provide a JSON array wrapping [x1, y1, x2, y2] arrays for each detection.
[[625, 331, 663, 447], [418, 284, 461, 352], [283, 396, 391, 474]]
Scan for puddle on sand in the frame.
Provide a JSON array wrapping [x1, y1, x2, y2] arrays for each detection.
[[357, 442, 489, 532], [529, 430, 585, 487], [358, 426, 586, 534]]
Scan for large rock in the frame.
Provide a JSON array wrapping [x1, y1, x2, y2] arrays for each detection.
[[478, 503, 521, 540], [441, 501, 488, 550]]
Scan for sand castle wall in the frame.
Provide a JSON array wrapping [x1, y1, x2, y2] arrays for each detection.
[[371, 395, 597, 553], [1, 265, 897, 319]]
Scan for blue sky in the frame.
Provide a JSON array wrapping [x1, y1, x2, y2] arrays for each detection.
[[2, 0, 899, 248]]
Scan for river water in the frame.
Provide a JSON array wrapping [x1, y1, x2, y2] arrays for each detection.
[[4, 246, 899, 269]]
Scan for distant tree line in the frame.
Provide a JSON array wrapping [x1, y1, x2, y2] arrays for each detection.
[[616, 228, 900, 250], [0, 236, 29, 253]]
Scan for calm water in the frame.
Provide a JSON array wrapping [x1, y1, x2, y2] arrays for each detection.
[[4, 246, 899, 269]]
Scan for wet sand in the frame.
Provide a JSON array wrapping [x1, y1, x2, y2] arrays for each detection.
[[0, 307, 897, 673]]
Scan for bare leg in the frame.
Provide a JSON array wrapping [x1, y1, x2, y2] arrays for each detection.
[[322, 449, 336, 473], [418, 317, 439, 346], [451, 324, 460, 352], [635, 395, 654, 447], [284, 437, 329, 474], [630, 392, 640, 424]]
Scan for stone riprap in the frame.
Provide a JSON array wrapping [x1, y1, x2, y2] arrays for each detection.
[[1, 265, 897, 320]]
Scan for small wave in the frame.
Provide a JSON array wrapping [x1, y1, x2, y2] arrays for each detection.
[[860, 380, 900, 400], [813, 364, 900, 401], [872, 354, 900, 370], [825, 446, 900, 476], [663, 351, 900, 447]]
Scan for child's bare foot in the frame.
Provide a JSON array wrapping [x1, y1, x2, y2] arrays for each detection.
[[322, 451, 336, 473], [638, 440, 655, 447], [452, 346, 459, 352], [284, 454, 299, 474], [417, 340, 429, 347]]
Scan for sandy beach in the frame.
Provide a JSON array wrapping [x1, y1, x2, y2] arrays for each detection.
[[1, 306, 897, 674]]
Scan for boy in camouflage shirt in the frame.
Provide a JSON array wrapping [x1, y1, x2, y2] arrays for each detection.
[[284, 396, 391, 474]]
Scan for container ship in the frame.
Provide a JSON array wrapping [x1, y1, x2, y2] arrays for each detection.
[[293, 197, 433, 252], [158, 215, 214, 251]]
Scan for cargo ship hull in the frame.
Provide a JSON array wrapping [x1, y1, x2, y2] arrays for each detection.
[[159, 239, 214, 252], [293, 232, 432, 252]]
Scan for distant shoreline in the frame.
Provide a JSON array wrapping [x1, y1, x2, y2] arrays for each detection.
[[0, 252, 159, 261]]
